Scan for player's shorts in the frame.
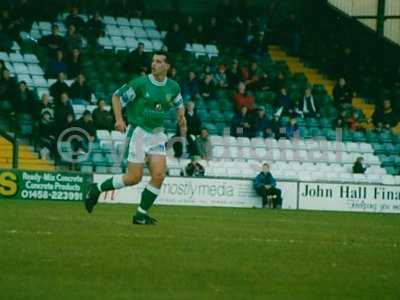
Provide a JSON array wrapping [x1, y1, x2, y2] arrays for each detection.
[[125, 125, 167, 163]]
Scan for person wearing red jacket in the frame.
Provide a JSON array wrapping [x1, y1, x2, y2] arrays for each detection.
[[233, 81, 254, 112]]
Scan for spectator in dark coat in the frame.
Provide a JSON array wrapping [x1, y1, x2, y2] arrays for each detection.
[[199, 73, 216, 101], [14, 81, 36, 114], [269, 115, 282, 139], [214, 64, 228, 88], [37, 111, 56, 160], [49, 72, 70, 105], [204, 16, 218, 44], [86, 12, 105, 45], [0, 23, 12, 52], [248, 31, 268, 61], [165, 23, 186, 53], [123, 43, 149, 74], [274, 88, 295, 117], [353, 157, 367, 174], [185, 156, 205, 177], [181, 15, 196, 43], [65, 24, 83, 53], [181, 71, 200, 100], [47, 49, 68, 78], [69, 74, 91, 104], [36, 93, 54, 120], [184, 100, 202, 136], [299, 87, 319, 118], [0, 68, 17, 112], [92, 98, 113, 131], [372, 99, 399, 131], [333, 78, 353, 111], [226, 59, 243, 89], [253, 107, 270, 138], [254, 163, 282, 208], [234, 82, 254, 112], [231, 106, 253, 138], [55, 92, 74, 135], [241, 61, 261, 91], [64, 6, 85, 32], [195, 128, 212, 160], [74, 110, 96, 139], [67, 48, 82, 79], [285, 117, 299, 139], [273, 72, 286, 93], [192, 24, 207, 44], [38, 24, 65, 54]]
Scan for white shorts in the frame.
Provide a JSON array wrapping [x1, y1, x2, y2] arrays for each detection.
[[126, 126, 167, 163]]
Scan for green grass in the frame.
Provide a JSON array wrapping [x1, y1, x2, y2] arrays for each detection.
[[0, 200, 399, 300]]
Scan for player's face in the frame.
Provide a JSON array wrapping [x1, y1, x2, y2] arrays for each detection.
[[152, 55, 169, 77]]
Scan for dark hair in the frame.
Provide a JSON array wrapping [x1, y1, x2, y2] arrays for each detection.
[[201, 127, 208, 132], [97, 98, 105, 105], [19, 80, 27, 86], [153, 51, 171, 65], [83, 110, 91, 116], [51, 24, 59, 29], [263, 163, 270, 167]]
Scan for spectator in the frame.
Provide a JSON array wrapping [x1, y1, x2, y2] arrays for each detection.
[[49, 72, 70, 105], [299, 87, 319, 118], [0, 60, 6, 74], [0, 23, 12, 52], [283, 13, 302, 56], [123, 42, 149, 74], [333, 78, 353, 111], [185, 156, 205, 177], [69, 73, 91, 104], [47, 49, 68, 78], [181, 15, 196, 43], [254, 163, 283, 208], [285, 117, 298, 139], [253, 107, 269, 138], [258, 71, 272, 91], [226, 59, 243, 89], [14, 81, 36, 114], [269, 115, 282, 139], [0, 69, 17, 113], [74, 109, 96, 141], [67, 48, 82, 79], [199, 73, 216, 101], [233, 81, 254, 112], [65, 24, 83, 53], [64, 6, 85, 32], [248, 31, 268, 61], [38, 23, 65, 54], [274, 88, 295, 117], [231, 106, 253, 138], [204, 16, 218, 44], [181, 71, 200, 100], [37, 111, 56, 160], [92, 98, 113, 131], [184, 100, 202, 136], [353, 157, 367, 174], [54, 92, 74, 135], [69, 110, 95, 157], [86, 11, 105, 45], [347, 110, 362, 131], [195, 128, 212, 160], [169, 66, 180, 82], [273, 72, 286, 93], [241, 61, 261, 90], [193, 24, 207, 44], [36, 93, 54, 120], [214, 64, 228, 89], [372, 99, 399, 131], [334, 110, 347, 128], [165, 23, 186, 53]]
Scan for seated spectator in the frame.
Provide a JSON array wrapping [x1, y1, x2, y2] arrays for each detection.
[[185, 100, 202, 136], [181, 71, 200, 100], [258, 72, 272, 91], [0, 68, 17, 112], [234, 82, 254, 112], [185, 156, 205, 177], [14, 81, 36, 114], [38, 24, 65, 54], [181, 15, 196, 43], [231, 106, 253, 137], [169, 66, 180, 82], [254, 163, 282, 208], [273, 72, 286, 93], [92, 98, 113, 131], [67, 48, 82, 79], [284, 13, 302, 56], [123, 42, 149, 74], [74, 110, 96, 148], [253, 107, 270, 138], [241, 61, 261, 90], [226, 59, 243, 89], [274, 88, 295, 117], [69, 73, 91, 104], [86, 11, 105, 45], [195, 128, 212, 160], [36, 93, 54, 120], [165, 23, 186, 53], [64, 6, 85, 32], [248, 31, 268, 61], [37, 111, 56, 160], [269, 115, 282, 139], [347, 110, 362, 131], [353, 157, 367, 174], [0, 23, 12, 52], [50, 72, 70, 105], [333, 78, 353, 111], [285, 117, 298, 139], [214, 64, 228, 88], [372, 99, 399, 131], [334, 110, 347, 128], [199, 73, 216, 101], [55, 92, 75, 136], [0, 60, 6, 74], [204, 16, 218, 44], [47, 49, 68, 78], [299, 87, 319, 118], [192, 24, 207, 44], [65, 24, 83, 53]]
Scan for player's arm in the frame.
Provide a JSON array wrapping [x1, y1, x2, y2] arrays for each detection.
[[112, 81, 138, 133], [112, 94, 126, 132], [173, 91, 186, 136]]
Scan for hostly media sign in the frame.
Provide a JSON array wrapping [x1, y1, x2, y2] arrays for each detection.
[[0, 169, 88, 201]]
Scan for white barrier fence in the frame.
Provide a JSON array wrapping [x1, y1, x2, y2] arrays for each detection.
[[94, 175, 400, 214]]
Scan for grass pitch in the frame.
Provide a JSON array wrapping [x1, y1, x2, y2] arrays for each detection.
[[0, 200, 399, 300]]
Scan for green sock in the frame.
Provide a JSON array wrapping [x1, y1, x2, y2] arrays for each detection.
[[98, 175, 125, 192], [137, 185, 160, 214]]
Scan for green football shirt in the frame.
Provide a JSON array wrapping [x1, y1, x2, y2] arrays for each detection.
[[114, 74, 183, 132]]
